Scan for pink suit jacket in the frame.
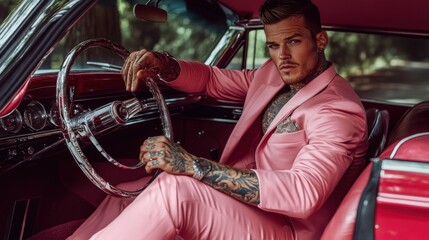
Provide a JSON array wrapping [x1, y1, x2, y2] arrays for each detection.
[[167, 59, 368, 239]]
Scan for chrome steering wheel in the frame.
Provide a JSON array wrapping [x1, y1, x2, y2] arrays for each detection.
[[56, 38, 173, 198]]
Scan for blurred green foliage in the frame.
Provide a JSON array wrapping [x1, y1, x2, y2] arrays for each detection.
[[0, 0, 228, 69], [0, 0, 20, 23]]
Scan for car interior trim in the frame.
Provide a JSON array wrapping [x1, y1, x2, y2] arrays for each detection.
[[353, 158, 382, 240], [205, 28, 245, 66]]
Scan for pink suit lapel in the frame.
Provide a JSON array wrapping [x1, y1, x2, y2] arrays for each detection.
[[253, 66, 338, 169], [263, 65, 338, 136]]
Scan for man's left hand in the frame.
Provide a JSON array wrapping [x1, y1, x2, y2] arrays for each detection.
[[140, 135, 195, 176]]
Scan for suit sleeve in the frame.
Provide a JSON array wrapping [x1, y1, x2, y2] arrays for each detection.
[[165, 60, 256, 102]]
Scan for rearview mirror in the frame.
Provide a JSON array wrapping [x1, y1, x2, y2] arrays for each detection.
[[133, 4, 168, 23]]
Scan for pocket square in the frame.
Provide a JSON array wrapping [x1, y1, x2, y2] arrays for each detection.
[[275, 117, 300, 133]]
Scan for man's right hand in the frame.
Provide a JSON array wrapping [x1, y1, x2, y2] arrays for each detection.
[[121, 49, 180, 92]]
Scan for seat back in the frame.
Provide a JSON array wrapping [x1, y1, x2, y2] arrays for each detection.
[[378, 132, 429, 162], [365, 108, 389, 161], [386, 101, 429, 146]]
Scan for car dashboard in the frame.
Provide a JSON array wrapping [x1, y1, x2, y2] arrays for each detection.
[[0, 72, 203, 173]]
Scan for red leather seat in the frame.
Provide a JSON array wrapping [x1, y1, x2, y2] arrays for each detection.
[[322, 133, 429, 240], [386, 101, 429, 146], [321, 101, 429, 240]]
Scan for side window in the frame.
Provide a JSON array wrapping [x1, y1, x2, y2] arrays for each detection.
[[232, 27, 429, 105], [246, 30, 269, 69], [226, 29, 269, 70], [326, 31, 429, 104], [36, 0, 230, 71], [226, 46, 244, 70]]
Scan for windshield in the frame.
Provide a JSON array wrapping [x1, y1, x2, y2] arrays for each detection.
[[0, 0, 232, 73]]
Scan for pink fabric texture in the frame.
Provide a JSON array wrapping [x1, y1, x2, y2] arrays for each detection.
[[90, 173, 294, 240], [69, 60, 367, 239]]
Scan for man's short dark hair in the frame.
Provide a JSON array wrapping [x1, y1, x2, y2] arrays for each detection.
[[259, 0, 322, 36]]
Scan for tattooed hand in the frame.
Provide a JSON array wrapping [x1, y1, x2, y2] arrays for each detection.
[[140, 135, 194, 176], [121, 49, 181, 92]]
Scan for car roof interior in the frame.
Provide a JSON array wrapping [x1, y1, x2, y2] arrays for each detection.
[[217, 0, 429, 34]]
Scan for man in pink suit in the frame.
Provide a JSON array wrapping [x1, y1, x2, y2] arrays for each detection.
[[69, 0, 367, 239]]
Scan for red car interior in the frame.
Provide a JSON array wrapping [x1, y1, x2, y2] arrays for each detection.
[[322, 101, 429, 240]]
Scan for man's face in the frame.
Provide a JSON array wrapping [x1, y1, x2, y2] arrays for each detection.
[[264, 16, 326, 85]]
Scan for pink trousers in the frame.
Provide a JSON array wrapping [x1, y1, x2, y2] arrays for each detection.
[[68, 173, 294, 240]]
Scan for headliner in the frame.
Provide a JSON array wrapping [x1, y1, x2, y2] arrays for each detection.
[[217, 0, 429, 34]]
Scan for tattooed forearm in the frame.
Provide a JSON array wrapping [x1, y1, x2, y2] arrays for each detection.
[[143, 136, 260, 204], [201, 159, 260, 205]]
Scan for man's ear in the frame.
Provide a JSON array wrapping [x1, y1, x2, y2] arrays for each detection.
[[316, 30, 328, 49]]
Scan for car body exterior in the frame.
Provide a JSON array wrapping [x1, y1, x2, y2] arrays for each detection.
[[0, 0, 428, 239]]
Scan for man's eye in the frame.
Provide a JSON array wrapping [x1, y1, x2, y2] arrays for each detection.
[[289, 39, 300, 44], [267, 44, 278, 49]]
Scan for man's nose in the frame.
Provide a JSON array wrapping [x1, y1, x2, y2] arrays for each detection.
[[279, 46, 291, 59]]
